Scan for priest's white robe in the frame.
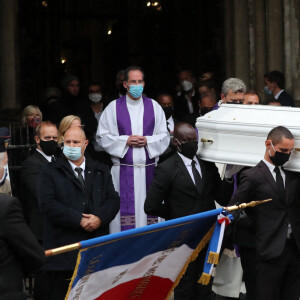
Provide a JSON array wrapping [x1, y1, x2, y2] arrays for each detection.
[[96, 95, 169, 233]]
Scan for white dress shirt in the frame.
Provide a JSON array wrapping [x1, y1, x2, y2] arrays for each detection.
[[177, 152, 202, 184], [36, 148, 52, 163], [166, 116, 175, 133], [274, 89, 284, 100], [68, 158, 86, 180], [262, 158, 286, 186]]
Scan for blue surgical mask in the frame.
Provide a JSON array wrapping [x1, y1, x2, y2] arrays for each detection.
[[63, 144, 83, 161], [264, 86, 272, 96], [129, 85, 143, 98]]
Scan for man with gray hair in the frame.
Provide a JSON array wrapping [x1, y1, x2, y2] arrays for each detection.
[[220, 77, 247, 104]]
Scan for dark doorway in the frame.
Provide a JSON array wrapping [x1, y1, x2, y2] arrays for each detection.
[[17, 0, 225, 107]]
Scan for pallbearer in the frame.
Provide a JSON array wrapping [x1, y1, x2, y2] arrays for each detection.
[[232, 126, 300, 300]]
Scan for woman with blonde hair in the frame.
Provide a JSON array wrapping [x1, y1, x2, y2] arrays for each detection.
[[21, 105, 43, 128], [58, 115, 82, 145]]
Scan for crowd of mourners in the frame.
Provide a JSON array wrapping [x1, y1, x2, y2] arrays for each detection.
[[1, 66, 298, 300]]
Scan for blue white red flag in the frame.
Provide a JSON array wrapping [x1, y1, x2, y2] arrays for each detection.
[[65, 208, 224, 300]]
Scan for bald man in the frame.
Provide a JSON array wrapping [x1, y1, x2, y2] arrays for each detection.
[[145, 122, 233, 300], [36, 127, 119, 300]]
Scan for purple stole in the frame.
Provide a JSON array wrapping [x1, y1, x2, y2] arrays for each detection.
[[116, 95, 157, 231]]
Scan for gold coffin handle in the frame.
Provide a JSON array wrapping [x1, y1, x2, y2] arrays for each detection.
[[295, 148, 300, 151], [201, 138, 213, 144]]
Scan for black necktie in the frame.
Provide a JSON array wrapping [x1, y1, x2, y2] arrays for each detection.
[[166, 121, 170, 132], [51, 156, 56, 162], [191, 160, 202, 193], [274, 166, 284, 196], [75, 167, 85, 190]]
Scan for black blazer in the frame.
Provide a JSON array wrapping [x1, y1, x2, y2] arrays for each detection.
[[278, 90, 294, 107], [37, 156, 120, 271], [173, 91, 200, 121], [232, 160, 300, 260], [0, 195, 44, 300], [144, 153, 233, 220], [21, 150, 49, 241]]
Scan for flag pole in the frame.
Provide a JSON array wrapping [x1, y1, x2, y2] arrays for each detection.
[[224, 198, 272, 211], [45, 242, 81, 257], [44, 199, 271, 257]]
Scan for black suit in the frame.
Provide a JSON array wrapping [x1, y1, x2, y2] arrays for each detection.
[[277, 90, 294, 107], [181, 111, 201, 128], [145, 153, 233, 300], [145, 153, 233, 220], [21, 150, 49, 241], [174, 91, 200, 121], [36, 156, 119, 300], [38, 155, 119, 271], [0, 195, 44, 300], [232, 160, 300, 300]]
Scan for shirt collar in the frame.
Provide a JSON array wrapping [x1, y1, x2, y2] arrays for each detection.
[[274, 89, 284, 99], [177, 152, 198, 166], [262, 158, 283, 173], [68, 158, 86, 172], [36, 148, 52, 162], [167, 116, 174, 123]]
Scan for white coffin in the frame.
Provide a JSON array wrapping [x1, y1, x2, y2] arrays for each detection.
[[196, 104, 300, 172]]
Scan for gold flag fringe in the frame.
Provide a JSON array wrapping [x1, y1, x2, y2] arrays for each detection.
[[207, 251, 219, 265], [198, 272, 211, 285], [64, 249, 83, 300], [165, 224, 215, 300]]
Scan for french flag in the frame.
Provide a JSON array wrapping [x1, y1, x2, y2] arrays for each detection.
[[66, 208, 224, 300]]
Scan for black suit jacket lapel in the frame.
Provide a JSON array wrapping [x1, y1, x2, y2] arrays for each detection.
[[56, 156, 83, 190], [84, 158, 94, 196], [284, 169, 292, 205], [34, 150, 49, 164], [175, 153, 199, 194], [258, 160, 278, 192], [196, 157, 206, 195]]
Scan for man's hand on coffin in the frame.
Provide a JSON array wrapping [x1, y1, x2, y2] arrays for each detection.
[[80, 213, 101, 232]]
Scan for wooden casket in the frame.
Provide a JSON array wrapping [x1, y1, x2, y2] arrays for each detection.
[[196, 104, 300, 172]]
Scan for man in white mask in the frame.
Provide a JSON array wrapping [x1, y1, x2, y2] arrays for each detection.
[[174, 69, 200, 121], [36, 126, 119, 300]]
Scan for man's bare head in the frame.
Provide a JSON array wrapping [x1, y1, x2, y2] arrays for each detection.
[[63, 127, 88, 163], [174, 123, 197, 145]]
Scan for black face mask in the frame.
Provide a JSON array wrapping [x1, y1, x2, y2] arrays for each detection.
[[201, 108, 213, 116], [163, 107, 173, 120], [269, 151, 290, 166], [118, 84, 127, 95], [39, 140, 58, 156], [178, 140, 198, 160], [227, 101, 243, 105]]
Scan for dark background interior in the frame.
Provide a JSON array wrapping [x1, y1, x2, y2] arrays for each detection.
[[17, 0, 225, 107]]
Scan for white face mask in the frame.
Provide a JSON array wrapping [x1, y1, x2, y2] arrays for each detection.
[[89, 93, 102, 103], [181, 80, 193, 92]]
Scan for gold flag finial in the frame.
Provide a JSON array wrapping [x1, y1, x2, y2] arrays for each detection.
[[224, 198, 272, 212]]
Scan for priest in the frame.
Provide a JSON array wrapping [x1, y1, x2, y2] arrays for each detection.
[[96, 66, 169, 233]]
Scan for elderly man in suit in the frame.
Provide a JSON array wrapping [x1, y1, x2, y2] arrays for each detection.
[[144, 122, 233, 300], [21, 121, 58, 243], [36, 126, 120, 300], [232, 126, 300, 300]]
